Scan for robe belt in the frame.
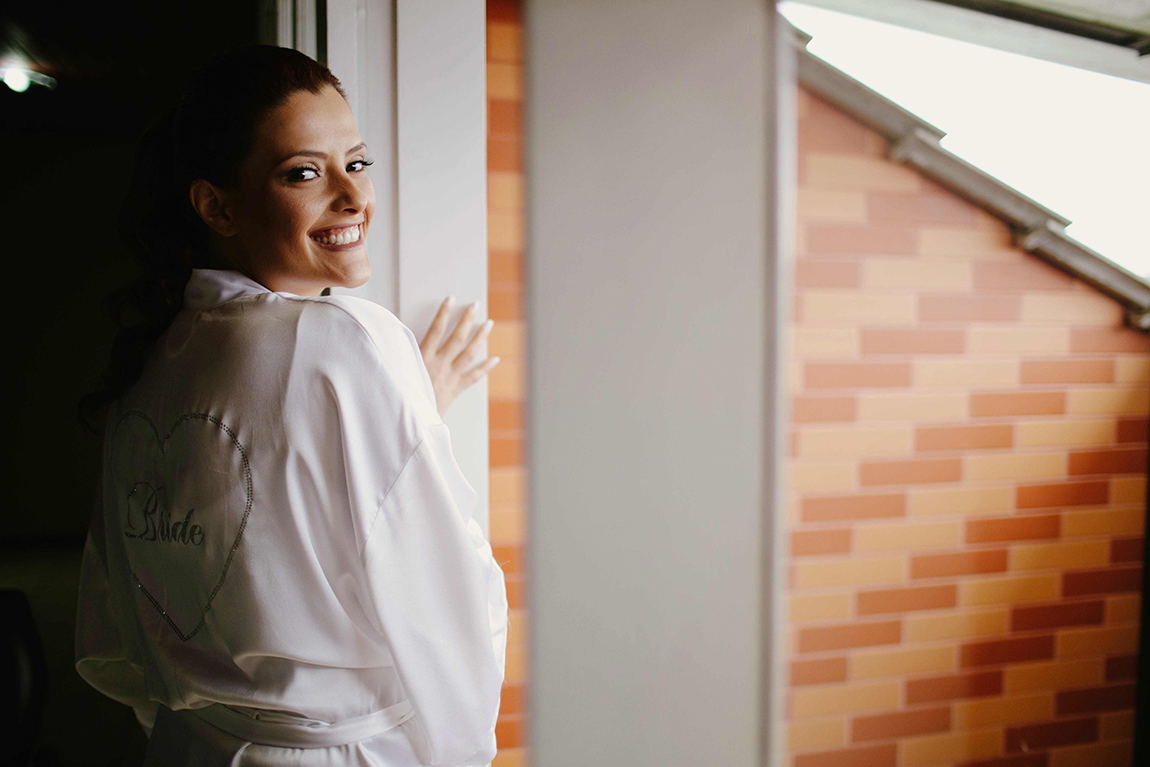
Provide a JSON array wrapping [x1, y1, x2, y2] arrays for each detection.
[[186, 698, 414, 748]]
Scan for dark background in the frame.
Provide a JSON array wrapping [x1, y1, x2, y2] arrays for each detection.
[[2, 1, 259, 761]]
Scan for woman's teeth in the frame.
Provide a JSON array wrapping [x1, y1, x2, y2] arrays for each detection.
[[311, 225, 361, 245]]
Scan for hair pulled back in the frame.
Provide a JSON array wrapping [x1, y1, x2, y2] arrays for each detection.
[[83, 45, 345, 429]]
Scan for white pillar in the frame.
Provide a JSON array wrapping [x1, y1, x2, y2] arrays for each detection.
[[525, 1, 789, 765]]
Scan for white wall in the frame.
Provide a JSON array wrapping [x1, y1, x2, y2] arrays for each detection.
[[525, 1, 788, 764]]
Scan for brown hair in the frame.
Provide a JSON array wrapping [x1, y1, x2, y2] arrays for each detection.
[[82, 45, 345, 428]]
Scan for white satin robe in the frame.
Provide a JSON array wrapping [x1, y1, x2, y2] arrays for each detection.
[[75, 269, 508, 766]]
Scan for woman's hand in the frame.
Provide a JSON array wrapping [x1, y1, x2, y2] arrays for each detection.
[[420, 297, 501, 418]]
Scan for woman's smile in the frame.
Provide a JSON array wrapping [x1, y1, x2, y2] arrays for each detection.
[[309, 222, 364, 250]]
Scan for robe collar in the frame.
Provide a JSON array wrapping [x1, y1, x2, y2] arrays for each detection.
[[184, 269, 278, 311]]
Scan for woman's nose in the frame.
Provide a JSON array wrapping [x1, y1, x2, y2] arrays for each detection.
[[331, 172, 369, 212]]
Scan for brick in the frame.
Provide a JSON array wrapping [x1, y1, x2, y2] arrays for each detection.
[[1067, 447, 1147, 476], [792, 681, 901, 718], [1021, 294, 1125, 325], [798, 620, 901, 653], [505, 576, 524, 610], [1062, 567, 1142, 597], [788, 717, 847, 752], [854, 521, 961, 552], [488, 100, 521, 139], [857, 393, 967, 421], [796, 260, 861, 289], [490, 401, 523, 431], [793, 742, 897, 767], [1110, 477, 1146, 505], [491, 544, 522, 575], [1070, 328, 1150, 353], [1104, 655, 1137, 683], [1109, 537, 1142, 564], [861, 328, 965, 355], [1016, 420, 1115, 448], [960, 634, 1055, 668], [1106, 594, 1140, 624], [792, 528, 852, 556], [488, 171, 523, 211], [857, 584, 957, 616], [974, 260, 1078, 291], [1047, 741, 1133, 767], [801, 292, 919, 324], [914, 359, 1017, 388], [499, 683, 523, 715], [851, 646, 954, 679], [495, 715, 523, 748], [1067, 388, 1150, 416], [792, 656, 849, 686], [794, 557, 905, 590], [1063, 508, 1144, 538], [860, 458, 962, 486], [920, 226, 1012, 258], [487, 21, 521, 61], [912, 549, 1008, 579], [805, 362, 911, 389], [916, 424, 1013, 452], [488, 356, 524, 397], [488, 136, 521, 173], [909, 486, 1012, 517], [791, 461, 856, 492], [805, 154, 920, 192], [966, 514, 1059, 544], [902, 729, 1003, 767], [793, 396, 857, 423], [793, 328, 861, 361], [953, 692, 1055, 729], [489, 249, 522, 285], [1057, 626, 1139, 659], [791, 593, 853, 624], [487, 62, 521, 99], [1114, 357, 1150, 384], [1004, 659, 1104, 694], [958, 755, 1048, 767], [961, 574, 1061, 606], [971, 391, 1065, 418], [808, 224, 916, 256], [1115, 417, 1148, 443], [800, 100, 879, 154], [906, 670, 1002, 705], [968, 327, 1069, 354], [802, 493, 906, 523], [1056, 683, 1137, 716], [1011, 600, 1105, 631], [919, 294, 1020, 322], [1020, 359, 1115, 385], [906, 610, 1009, 642], [1100, 710, 1135, 741], [798, 426, 912, 457], [1011, 541, 1110, 571], [868, 190, 975, 224], [797, 189, 867, 223], [864, 261, 972, 290], [852, 706, 950, 743], [1016, 481, 1107, 509], [1004, 717, 1099, 753]]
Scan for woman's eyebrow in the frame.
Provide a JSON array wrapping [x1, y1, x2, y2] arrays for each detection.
[[276, 143, 368, 165]]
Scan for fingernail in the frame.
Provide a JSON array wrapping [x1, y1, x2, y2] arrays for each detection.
[[482, 319, 494, 331], [471, 299, 481, 310], [492, 356, 501, 365]]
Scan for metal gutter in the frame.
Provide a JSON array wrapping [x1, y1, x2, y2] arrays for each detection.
[[793, 33, 1150, 331]]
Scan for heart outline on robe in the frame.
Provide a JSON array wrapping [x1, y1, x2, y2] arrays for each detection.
[[112, 410, 253, 642]]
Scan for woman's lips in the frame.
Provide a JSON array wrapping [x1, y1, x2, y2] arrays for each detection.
[[309, 223, 364, 250]]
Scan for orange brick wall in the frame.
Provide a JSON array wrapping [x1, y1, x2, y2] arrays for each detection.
[[785, 88, 1147, 767], [487, 1, 527, 765]]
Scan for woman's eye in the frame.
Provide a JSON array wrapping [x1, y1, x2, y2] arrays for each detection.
[[348, 157, 375, 173], [288, 166, 319, 181]]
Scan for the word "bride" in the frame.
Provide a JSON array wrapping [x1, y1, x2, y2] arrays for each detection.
[[125, 482, 206, 547]]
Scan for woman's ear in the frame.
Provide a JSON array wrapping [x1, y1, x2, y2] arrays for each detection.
[[189, 179, 237, 237]]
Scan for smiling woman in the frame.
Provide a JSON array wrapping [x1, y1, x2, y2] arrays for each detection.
[[75, 45, 508, 766]]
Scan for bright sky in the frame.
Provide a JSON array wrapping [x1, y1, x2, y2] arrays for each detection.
[[779, 2, 1150, 278]]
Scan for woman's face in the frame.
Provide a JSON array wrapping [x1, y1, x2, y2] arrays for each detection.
[[218, 85, 375, 296]]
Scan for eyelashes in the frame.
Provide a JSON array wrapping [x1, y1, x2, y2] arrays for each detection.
[[286, 157, 374, 182]]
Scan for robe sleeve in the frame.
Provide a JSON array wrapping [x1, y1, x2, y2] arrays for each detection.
[[357, 421, 508, 767], [74, 476, 160, 737]]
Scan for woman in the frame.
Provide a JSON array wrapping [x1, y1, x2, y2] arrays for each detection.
[[75, 45, 508, 766]]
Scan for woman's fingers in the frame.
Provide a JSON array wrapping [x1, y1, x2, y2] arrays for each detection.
[[420, 296, 455, 355], [453, 319, 495, 369], [440, 300, 482, 357], [461, 356, 501, 388]]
